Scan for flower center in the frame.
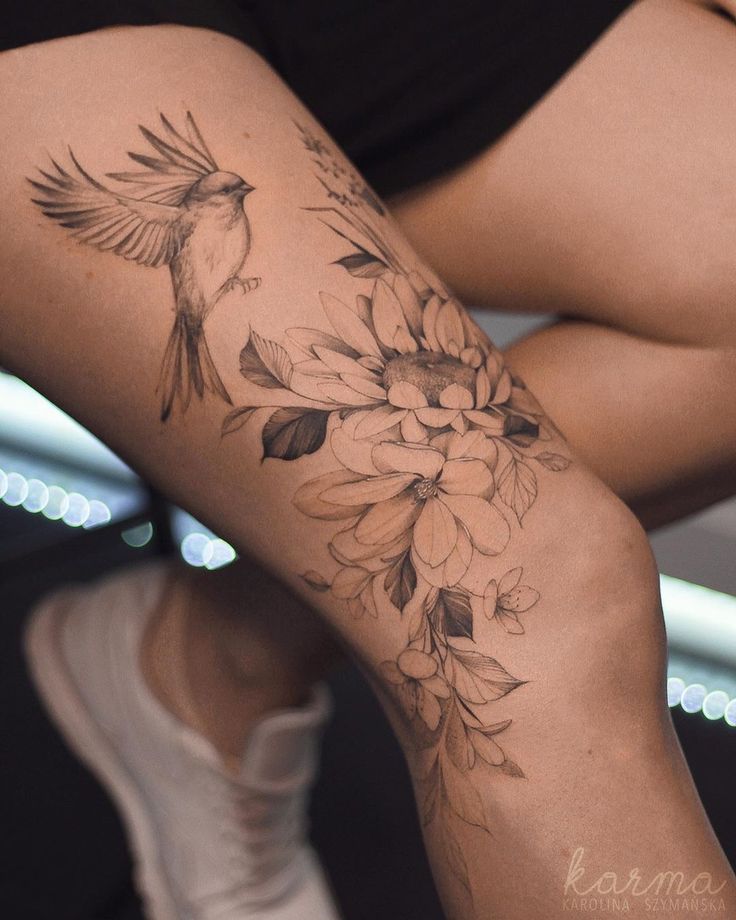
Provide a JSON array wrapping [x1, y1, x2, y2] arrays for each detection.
[[413, 478, 439, 502], [383, 352, 476, 407]]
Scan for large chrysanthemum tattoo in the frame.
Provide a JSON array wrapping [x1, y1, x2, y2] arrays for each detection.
[[287, 276, 539, 447], [224, 124, 572, 897]]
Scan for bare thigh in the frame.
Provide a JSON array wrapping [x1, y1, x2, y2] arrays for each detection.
[[389, 0, 736, 516]]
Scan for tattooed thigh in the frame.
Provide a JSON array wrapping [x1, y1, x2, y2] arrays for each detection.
[[0, 26, 673, 911]]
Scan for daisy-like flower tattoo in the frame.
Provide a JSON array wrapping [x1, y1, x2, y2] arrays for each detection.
[[222, 122, 572, 897]]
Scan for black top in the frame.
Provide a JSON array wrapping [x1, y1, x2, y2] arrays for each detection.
[[2, 1, 634, 195]]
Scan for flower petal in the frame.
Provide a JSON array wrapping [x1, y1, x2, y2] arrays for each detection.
[[398, 648, 438, 679], [400, 411, 427, 443], [483, 579, 499, 619], [313, 345, 377, 378], [339, 373, 389, 400], [492, 369, 513, 404], [414, 407, 459, 428], [330, 526, 410, 569], [373, 442, 444, 478], [417, 686, 442, 731], [422, 294, 443, 351], [485, 351, 504, 386], [444, 526, 473, 585], [379, 660, 405, 685], [331, 419, 382, 475], [461, 346, 484, 368], [355, 493, 422, 545], [392, 273, 424, 337], [358, 355, 385, 374], [393, 326, 420, 354], [372, 279, 412, 351], [438, 458, 494, 496], [463, 409, 506, 434], [413, 496, 458, 567], [320, 291, 382, 357], [319, 381, 382, 406], [475, 367, 492, 408], [497, 567, 522, 596], [322, 472, 415, 505], [500, 584, 540, 613], [331, 566, 372, 599], [445, 430, 498, 467], [407, 269, 432, 300], [347, 596, 366, 619], [287, 326, 357, 359], [386, 381, 428, 409], [440, 493, 511, 556], [413, 524, 473, 587], [353, 405, 407, 439], [421, 674, 451, 699], [439, 383, 475, 410], [435, 299, 466, 355], [293, 471, 367, 520]]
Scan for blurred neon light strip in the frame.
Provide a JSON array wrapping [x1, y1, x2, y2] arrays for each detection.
[[0, 374, 133, 481], [661, 574, 736, 668]]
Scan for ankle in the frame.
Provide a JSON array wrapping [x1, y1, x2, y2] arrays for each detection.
[[140, 567, 315, 770]]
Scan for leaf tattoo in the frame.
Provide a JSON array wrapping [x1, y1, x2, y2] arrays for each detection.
[[220, 121, 570, 900]]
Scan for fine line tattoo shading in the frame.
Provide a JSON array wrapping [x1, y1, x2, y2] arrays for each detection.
[[30, 112, 572, 901], [225, 124, 572, 897], [29, 112, 260, 422]]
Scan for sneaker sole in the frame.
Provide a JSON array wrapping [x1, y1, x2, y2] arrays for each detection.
[[24, 593, 181, 920]]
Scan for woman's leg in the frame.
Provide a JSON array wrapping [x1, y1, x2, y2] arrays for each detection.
[[1, 25, 733, 919], [140, 556, 340, 772], [389, 0, 736, 527]]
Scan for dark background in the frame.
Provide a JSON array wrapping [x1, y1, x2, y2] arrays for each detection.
[[1, 500, 734, 920]]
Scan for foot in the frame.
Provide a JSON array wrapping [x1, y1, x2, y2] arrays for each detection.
[[223, 276, 261, 297], [24, 564, 340, 920]]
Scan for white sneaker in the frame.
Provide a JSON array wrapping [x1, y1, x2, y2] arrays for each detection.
[[24, 564, 340, 920]]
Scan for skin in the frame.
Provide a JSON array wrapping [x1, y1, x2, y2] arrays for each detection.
[[0, 3, 734, 916]]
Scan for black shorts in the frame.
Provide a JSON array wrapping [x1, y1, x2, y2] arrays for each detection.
[[2, 0, 634, 196]]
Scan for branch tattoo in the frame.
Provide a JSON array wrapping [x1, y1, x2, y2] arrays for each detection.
[[31, 114, 571, 894]]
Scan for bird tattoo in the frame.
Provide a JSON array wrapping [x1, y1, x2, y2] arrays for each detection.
[[29, 112, 259, 422]]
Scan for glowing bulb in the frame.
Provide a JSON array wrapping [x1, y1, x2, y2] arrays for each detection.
[[205, 539, 237, 570], [725, 699, 736, 728], [43, 486, 69, 520], [3, 472, 28, 506], [62, 492, 90, 527], [121, 522, 154, 548], [680, 683, 707, 714], [666, 677, 685, 708], [0, 469, 7, 500], [84, 499, 112, 529], [702, 690, 730, 721], [22, 478, 50, 513], [181, 532, 213, 567]]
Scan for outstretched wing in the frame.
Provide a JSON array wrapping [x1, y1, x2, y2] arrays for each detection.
[[29, 152, 182, 268], [106, 112, 219, 207]]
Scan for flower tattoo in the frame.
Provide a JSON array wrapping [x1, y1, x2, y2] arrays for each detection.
[[223, 125, 572, 895]]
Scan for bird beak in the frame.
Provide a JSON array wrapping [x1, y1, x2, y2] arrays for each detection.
[[239, 182, 255, 197]]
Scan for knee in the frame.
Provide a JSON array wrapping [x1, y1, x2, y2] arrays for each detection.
[[549, 491, 668, 709], [374, 470, 667, 749]]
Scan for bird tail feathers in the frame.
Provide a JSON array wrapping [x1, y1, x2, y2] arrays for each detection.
[[158, 314, 232, 422]]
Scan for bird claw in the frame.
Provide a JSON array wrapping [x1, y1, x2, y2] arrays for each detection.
[[232, 276, 261, 295]]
